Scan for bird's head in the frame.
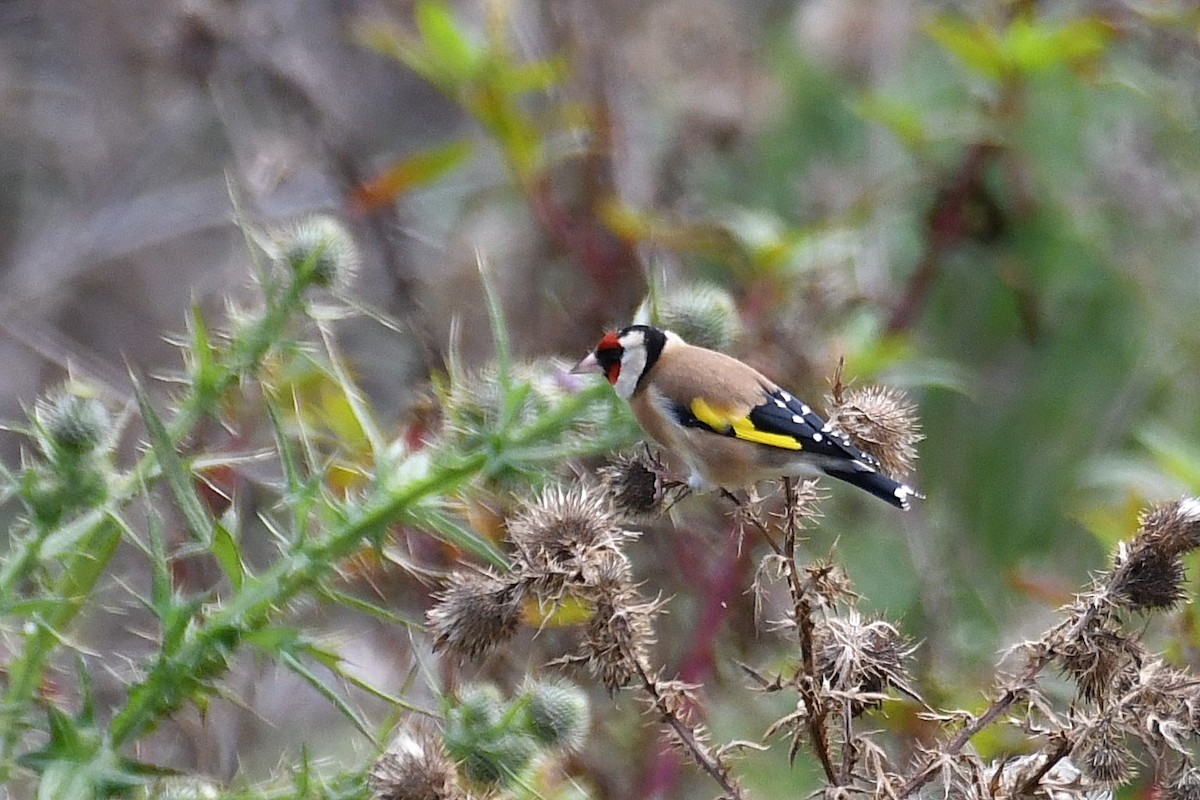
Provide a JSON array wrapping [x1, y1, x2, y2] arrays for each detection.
[[572, 324, 669, 400]]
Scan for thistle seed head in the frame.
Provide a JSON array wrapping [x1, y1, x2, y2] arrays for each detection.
[[599, 450, 669, 522], [1077, 717, 1134, 785], [813, 612, 913, 702], [825, 385, 922, 478], [639, 282, 742, 351], [1168, 767, 1200, 800], [1135, 497, 1200, 557], [579, 590, 658, 692], [427, 570, 524, 662], [1055, 616, 1141, 704], [370, 720, 462, 800], [1113, 543, 1186, 611], [508, 485, 629, 574]]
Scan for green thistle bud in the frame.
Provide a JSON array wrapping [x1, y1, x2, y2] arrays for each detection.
[[280, 215, 358, 288], [639, 282, 742, 351], [35, 388, 110, 458], [452, 683, 505, 732], [443, 683, 540, 788], [522, 679, 590, 751], [454, 731, 538, 787]]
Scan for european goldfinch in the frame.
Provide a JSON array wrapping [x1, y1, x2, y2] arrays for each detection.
[[572, 325, 918, 509]]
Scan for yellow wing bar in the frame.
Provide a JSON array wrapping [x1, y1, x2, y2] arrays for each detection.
[[690, 397, 803, 451]]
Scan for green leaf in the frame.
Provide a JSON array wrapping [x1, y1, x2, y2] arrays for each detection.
[[211, 519, 246, 591], [415, 0, 480, 79], [926, 15, 1006, 82], [1139, 424, 1200, 489], [1003, 16, 1111, 74], [279, 650, 378, 746], [132, 373, 213, 546], [244, 625, 303, 655], [318, 322, 384, 458], [403, 504, 507, 569], [318, 585, 421, 628], [353, 139, 474, 208], [186, 301, 219, 398], [855, 94, 927, 150], [504, 57, 566, 95]]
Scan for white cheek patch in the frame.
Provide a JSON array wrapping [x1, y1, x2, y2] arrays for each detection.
[[613, 345, 646, 400]]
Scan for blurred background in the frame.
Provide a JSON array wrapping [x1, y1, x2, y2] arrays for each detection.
[[2, 0, 1200, 796]]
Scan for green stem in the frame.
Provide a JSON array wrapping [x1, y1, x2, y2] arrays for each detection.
[[0, 515, 122, 778], [0, 274, 312, 781], [108, 453, 487, 746]]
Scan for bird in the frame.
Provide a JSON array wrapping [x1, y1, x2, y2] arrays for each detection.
[[571, 324, 918, 509]]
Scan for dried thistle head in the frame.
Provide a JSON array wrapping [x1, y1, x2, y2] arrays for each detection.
[[1134, 497, 1200, 557], [577, 589, 660, 692], [1113, 541, 1187, 611], [370, 720, 463, 800], [1167, 766, 1200, 800], [508, 485, 630, 573], [427, 570, 524, 662], [599, 450, 669, 522], [813, 611, 913, 702], [1128, 660, 1200, 758], [1055, 615, 1141, 704], [803, 558, 856, 610], [1076, 716, 1134, 785], [825, 385, 922, 478], [984, 754, 1111, 800]]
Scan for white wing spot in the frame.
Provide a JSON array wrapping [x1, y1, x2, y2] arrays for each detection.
[[800, 404, 811, 415], [792, 414, 804, 425], [812, 432, 823, 442], [821, 423, 832, 432], [775, 398, 787, 408], [779, 391, 792, 402]]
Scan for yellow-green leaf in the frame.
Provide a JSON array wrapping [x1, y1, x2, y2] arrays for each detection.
[[926, 15, 1006, 82], [415, 0, 480, 80]]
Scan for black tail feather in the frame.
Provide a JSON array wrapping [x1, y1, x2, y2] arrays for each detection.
[[821, 468, 919, 510]]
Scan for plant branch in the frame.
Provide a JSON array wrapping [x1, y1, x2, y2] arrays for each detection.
[[782, 477, 839, 785], [633, 657, 747, 800]]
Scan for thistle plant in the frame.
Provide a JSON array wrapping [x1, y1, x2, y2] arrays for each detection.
[[0, 198, 1195, 800], [0, 217, 625, 799]]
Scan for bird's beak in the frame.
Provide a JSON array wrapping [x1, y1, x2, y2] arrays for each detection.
[[570, 352, 601, 375]]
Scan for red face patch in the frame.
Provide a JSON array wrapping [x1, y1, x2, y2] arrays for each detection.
[[595, 331, 623, 385]]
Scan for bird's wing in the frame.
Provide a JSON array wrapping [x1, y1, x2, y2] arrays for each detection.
[[673, 387, 881, 468]]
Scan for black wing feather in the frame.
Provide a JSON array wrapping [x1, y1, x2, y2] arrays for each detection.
[[746, 388, 881, 468]]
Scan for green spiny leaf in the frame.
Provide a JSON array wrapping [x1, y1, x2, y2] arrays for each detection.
[[211, 519, 246, 591], [132, 374, 213, 546]]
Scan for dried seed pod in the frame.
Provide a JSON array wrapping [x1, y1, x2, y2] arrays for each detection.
[[427, 570, 524, 661]]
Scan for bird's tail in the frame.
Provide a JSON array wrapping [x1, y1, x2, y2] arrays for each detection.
[[822, 468, 920, 510]]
